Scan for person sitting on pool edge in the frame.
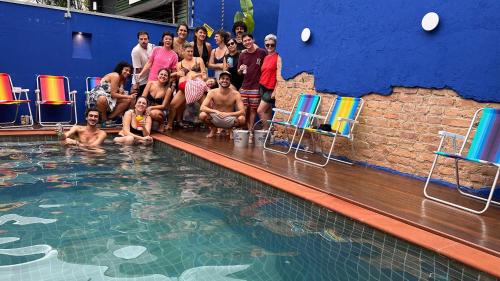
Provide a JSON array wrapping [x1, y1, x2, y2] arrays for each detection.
[[199, 71, 245, 138], [113, 96, 153, 145], [56, 108, 107, 147]]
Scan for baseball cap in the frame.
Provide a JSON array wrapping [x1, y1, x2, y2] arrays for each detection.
[[219, 70, 232, 78]]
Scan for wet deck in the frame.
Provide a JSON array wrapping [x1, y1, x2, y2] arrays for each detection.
[[158, 129, 500, 264]]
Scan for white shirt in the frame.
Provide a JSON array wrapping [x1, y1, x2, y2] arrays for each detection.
[[131, 42, 154, 86]]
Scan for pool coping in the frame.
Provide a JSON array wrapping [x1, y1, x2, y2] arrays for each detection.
[[151, 133, 500, 278]]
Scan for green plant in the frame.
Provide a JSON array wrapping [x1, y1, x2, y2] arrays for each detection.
[[234, 0, 255, 34]]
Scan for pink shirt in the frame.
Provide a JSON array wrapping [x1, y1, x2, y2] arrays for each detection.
[[148, 47, 178, 81]]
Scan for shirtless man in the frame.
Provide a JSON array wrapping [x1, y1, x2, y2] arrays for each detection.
[[56, 108, 107, 147], [199, 71, 245, 138]]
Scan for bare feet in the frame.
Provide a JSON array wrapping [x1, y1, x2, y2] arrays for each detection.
[[229, 130, 234, 140], [206, 127, 217, 138], [165, 125, 173, 131]]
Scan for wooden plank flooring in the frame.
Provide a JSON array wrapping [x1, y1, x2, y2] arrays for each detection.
[[160, 128, 500, 257]]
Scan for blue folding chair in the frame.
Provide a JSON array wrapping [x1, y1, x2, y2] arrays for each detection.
[[423, 108, 500, 214], [264, 93, 321, 154], [85, 77, 101, 108], [295, 96, 364, 166]]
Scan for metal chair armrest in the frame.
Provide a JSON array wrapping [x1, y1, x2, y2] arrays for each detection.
[[438, 130, 465, 140], [298, 112, 326, 119], [272, 108, 291, 115], [437, 130, 466, 154], [69, 90, 77, 101], [337, 117, 356, 124]]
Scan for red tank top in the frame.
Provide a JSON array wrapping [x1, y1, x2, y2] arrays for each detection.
[[259, 53, 278, 89]]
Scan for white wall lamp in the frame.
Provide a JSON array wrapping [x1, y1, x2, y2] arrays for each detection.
[[421, 12, 439, 32], [301, 27, 311, 43]]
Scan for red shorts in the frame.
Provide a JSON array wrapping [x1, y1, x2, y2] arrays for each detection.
[[239, 89, 260, 109]]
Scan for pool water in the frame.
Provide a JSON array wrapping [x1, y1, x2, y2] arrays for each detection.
[[0, 141, 494, 281]]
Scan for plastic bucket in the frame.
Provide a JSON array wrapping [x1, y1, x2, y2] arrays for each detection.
[[233, 129, 249, 147], [254, 129, 267, 147], [253, 120, 268, 147]]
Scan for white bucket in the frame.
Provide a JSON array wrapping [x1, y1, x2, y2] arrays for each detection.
[[252, 120, 268, 147], [233, 129, 249, 147], [253, 129, 267, 147]]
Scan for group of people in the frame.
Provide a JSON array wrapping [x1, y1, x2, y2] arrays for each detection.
[[60, 22, 283, 147]]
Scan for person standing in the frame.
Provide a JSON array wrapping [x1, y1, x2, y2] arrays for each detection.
[[137, 32, 178, 82], [192, 26, 212, 67], [257, 34, 282, 129], [131, 31, 154, 96], [173, 23, 189, 60], [232, 21, 247, 51], [223, 38, 243, 90], [237, 33, 267, 136], [208, 30, 229, 80]]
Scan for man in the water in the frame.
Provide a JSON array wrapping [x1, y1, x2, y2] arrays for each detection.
[[56, 108, 107, 147]]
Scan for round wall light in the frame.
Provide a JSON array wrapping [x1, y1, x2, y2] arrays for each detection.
[[301, 28, 311, 42], [421, 12, 439, 31]]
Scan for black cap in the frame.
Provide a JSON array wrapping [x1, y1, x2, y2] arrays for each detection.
[[219, 70, 232, 78]]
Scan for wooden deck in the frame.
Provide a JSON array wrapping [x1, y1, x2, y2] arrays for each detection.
[[160, 128, 500, 258]]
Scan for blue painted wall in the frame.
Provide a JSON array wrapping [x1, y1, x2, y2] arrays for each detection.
[[194, 0, 280, 47], [0, 1, 175, 122], [277, 0, 500, 102]]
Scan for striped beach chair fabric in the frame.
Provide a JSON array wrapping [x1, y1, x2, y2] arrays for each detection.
[[35, 75, 77, 126], [295, 96, 364, 166], [85, 77, 101, 107], [424, 108, 500, 214], [264, 93, 321, 154], [0, 73, 33, 128]]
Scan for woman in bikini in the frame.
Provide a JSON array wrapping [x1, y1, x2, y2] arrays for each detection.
[[166, 43, 208, 130], [208, 30, 229, 79], [113, 96, 153, 145], [141, 68, 172, 132], [192, 26, 212, 66]]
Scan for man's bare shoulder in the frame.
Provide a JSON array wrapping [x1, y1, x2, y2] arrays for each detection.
[[207, 88, 219, 96], [98, 129, 107, 138]]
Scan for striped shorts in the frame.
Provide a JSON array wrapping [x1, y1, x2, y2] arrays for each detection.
[[239, 88, 260, 109]]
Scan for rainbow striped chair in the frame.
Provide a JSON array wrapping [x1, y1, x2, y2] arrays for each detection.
[[264, 93, 321, 154], [0, 73, 33, 128], [424, 108, 500, 214], [35, 75, 77, 127], [85, 77, 101, 108], [294, 96, 364, 167]]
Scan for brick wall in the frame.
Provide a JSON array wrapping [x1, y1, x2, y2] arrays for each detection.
[[274, 73, 500, 188]]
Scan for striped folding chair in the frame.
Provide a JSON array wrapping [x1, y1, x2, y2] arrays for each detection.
[[263, 93, 321, 154], [85, 77, 101, 108], [35, 75, 77, 127], [0, 73, 33, 128], [295, 96, 364, 166], [424, 108, 500, 214]]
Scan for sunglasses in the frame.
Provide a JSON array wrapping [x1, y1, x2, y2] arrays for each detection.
[[265, 43, 275, 48], [228, 42, 236, 46]]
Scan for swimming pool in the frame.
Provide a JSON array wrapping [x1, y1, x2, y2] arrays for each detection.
[[0, 137, 496, 281]]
